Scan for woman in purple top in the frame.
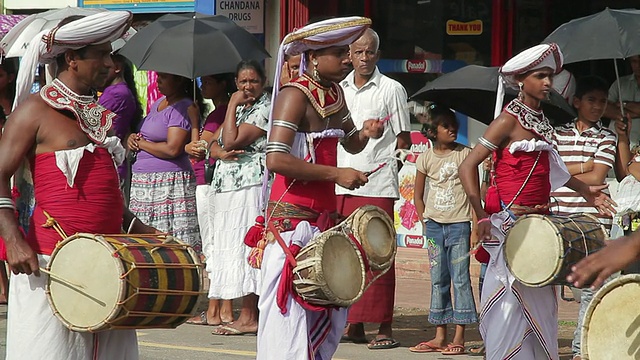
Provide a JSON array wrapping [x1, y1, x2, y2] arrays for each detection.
[[127, 72, 203, 252], [98, 54, 143, 193]]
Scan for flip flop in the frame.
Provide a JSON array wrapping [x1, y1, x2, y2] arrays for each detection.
[[441, 344, 468, 355], [212, 324, 257, 336], [367, 337, 400, 350], [185, 311, 221, 326], [409, 341, 445, 353], [468, 345, 485, 356]]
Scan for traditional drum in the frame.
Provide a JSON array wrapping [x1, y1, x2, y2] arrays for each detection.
[[332, 205, 396, 270], [504, 214, 606, 287], [45, 233, 202, 332], [581, 274, 640, 360], [292, 230, 365, 307]]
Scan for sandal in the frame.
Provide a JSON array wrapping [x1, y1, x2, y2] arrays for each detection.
[[185, 311, 221, 326], [441, 344, 467, 355], [409, 341, 445, 353], [367, 337, 400, 350]]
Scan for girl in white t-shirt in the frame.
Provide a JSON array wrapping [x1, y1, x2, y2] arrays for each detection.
[[409, 105, 476, 355]]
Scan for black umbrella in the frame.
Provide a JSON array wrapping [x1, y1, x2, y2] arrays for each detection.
[[411, 65, 576, 125], [119, 13, 270, 79], [542, 8, 640, 117], [542, 7, 640, 64]]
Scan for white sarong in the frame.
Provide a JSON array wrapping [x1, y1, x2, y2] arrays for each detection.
[[6, 255, 138, 360], [257, 221, 348, 360], [480, 211, 559, 360]]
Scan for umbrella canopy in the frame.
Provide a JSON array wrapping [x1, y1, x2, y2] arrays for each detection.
[[542, 7, 640, 64], [118, 13, 270, 79], [411, 65, 576, 125], [1, 7, 106, 58]]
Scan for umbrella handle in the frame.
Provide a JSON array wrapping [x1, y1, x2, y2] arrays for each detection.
[[614, 59, 626, 123]]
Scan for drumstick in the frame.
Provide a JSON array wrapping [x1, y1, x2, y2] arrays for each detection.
[[364, 162, 387, 177], [40, 267, 85, 289], [451, 242, 483, 265]]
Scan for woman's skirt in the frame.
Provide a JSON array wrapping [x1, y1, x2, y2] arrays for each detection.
[[207, 185, 261, 299], [129, 170, 201, 252]]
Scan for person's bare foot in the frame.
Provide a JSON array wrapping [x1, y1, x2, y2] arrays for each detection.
[[342, 323, 367, 343]]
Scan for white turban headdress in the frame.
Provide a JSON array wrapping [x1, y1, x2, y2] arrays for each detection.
[[494, 43, 564, 117], [14, 11, 132, 109]]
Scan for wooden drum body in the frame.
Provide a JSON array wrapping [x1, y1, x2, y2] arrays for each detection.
[[292, 231, 365, 307], [581, 274, 640, 359], [505, 214, 606, 287], [46, 233, 202, 332]]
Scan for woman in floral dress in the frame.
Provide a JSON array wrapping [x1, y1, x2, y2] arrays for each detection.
[[207, 60, 270, 335]]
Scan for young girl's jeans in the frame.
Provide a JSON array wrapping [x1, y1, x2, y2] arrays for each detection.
[[425, 219, 478, 325]]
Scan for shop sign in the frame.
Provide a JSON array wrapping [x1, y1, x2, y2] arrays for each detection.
[[446, 19, 483, 35], [83, 0, 192, 4], [215, 0, 264, 34]]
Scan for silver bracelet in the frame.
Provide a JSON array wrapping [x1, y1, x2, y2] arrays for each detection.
[[272, 120, 299, 132], [266, 141, 292, 154], [127, 217, 138, 234], [0, 197, 15, 211], [340, 126, 358, 145], [342, 111, 352, 124], [478, 136, 498, 151]]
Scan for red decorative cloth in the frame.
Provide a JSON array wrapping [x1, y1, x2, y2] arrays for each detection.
[[25, 148, 123, 255], [493, 148, 550, 208], [269, 137, 339, 219]]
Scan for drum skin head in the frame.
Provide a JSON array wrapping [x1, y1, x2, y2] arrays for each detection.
[[504, 215, 562, 287], [321, 234, 364, 302], [47, 235, 122, 331], [351, 205, 397, 270], [582, 274, 640, 359]]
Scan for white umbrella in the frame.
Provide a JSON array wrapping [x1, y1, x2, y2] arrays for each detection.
[[1, 7, 105, 58]]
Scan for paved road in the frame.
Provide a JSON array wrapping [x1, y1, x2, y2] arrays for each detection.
[[0, 304, 481, 359]]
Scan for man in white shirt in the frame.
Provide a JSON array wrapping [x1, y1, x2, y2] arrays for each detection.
[[337, 28, 411, 350]]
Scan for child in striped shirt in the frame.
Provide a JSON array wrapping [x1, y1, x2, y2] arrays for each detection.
[[550, 75, 617, 360]]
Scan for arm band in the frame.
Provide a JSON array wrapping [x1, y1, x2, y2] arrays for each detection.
[[340, 126, 358, 144], [478, 137, 499, 151], [342, 111, 352, 124], [0, 197, 15, 211], [272, 120, 299, 132], [266, 141, 292, 154]]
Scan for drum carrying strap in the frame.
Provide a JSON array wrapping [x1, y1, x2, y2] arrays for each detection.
[[503, 151, 542, 211]]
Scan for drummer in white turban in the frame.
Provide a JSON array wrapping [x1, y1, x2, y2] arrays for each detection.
[[458, 44, 615, 359], [255, 16, 384, 360], [0, 11, 156, 360]]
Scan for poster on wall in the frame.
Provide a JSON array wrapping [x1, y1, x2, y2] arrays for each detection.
[[394, 131, 431, 248], [215, 0, 264, 34]]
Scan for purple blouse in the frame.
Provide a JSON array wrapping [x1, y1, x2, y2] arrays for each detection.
[[132, 96, 192, 173], [99, 82, 137, 180], [193, 104, 227, 185], [99, 82, 137, 139]]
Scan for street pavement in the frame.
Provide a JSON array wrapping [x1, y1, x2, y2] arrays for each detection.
[[0, 248, 580, 359]]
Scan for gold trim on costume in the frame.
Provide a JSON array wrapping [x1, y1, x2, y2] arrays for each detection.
[[283, 18, 372, 45]]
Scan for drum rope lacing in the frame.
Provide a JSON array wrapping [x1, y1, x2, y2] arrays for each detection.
[[566, 217, 591, 257]]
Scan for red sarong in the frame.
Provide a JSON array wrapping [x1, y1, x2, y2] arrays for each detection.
[[337, 195, 395, 324], [24, 148, 124, 255]]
